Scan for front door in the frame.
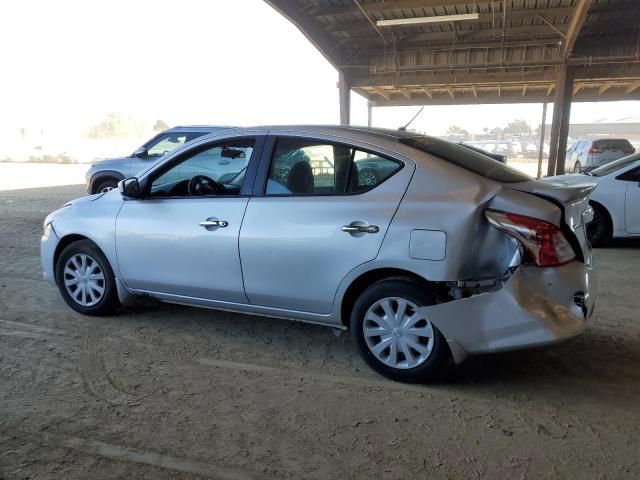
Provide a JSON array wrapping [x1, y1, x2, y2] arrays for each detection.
[[624, 167, 640, 234], [239, 135, 414, 314], [116, 137, 258, 302]]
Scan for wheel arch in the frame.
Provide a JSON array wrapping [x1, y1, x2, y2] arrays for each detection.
[[339, 267, 440, 327], [589, 199, 613, 234], [89, 170, 124, 194], [53, 234, 103, 282]]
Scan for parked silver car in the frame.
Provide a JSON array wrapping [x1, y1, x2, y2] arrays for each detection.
[[85, 126, 228, 194], [42, 126, 596, 382], [566, 137, 635, 173]]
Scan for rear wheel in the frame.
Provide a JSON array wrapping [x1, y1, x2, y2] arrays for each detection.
[[95, 179, 118, 193], [350, 279, 448, 383], [573, 161, 582, 173], [55, 240, 120, 315], [586, 203, 611, 247]]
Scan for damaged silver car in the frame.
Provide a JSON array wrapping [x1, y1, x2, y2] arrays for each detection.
[[41, 126, 596, 382]]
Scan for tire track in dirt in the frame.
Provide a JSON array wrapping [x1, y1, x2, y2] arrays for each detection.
[[81, 317, 140, 405], [3, 426, 266, 480]]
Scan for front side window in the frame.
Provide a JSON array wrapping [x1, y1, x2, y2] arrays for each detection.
[[147, 134, 189, 157], [265, 138, 402, 195], [150, 139, 254, 197]]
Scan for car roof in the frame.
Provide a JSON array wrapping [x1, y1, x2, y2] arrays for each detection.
[[165, 125, 231, 133], [237, 124, 424, 143]]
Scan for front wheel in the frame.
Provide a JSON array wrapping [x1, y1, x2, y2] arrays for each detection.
[[95, 179, 118, 193], [350, 279, 449, 383], [55, 240, 120, 315]]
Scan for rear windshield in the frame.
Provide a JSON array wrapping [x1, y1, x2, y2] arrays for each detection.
[[592, 139, 632, 150], [591, 153, 640, 177], [400, 136, 532, 183]]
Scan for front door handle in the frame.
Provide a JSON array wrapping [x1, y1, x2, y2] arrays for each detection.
[[200, 218, 229, 228], [342, 223, 379, 234]]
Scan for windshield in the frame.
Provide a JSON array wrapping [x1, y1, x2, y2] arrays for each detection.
[[590, 153, 640, 177], [400, 136, 531, 183]]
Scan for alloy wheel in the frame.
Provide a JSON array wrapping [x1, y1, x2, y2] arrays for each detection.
[[363, 297, 434, 369], [63, 253, 106, 307]]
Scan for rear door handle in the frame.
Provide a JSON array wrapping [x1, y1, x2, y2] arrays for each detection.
[[200, 218, 229, 228], [342, 223, 379, 234]]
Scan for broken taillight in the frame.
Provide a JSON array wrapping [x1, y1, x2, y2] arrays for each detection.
[[485, 210, 575, 267]]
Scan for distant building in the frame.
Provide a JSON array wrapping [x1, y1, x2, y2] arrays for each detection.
[[546, 115, 640, 142]]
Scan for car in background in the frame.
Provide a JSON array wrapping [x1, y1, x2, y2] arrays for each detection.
[[566, 138, 635, 174], [460, 143, 507, 164], [548, 152, 640, 245], [85, 126, 228, 193], [42, 126, 595, 382]]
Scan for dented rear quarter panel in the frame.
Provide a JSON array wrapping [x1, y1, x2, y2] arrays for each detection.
[[376, 149, 563, 282]]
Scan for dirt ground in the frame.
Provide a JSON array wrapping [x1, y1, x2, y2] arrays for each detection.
[[1, 185, 639, 480]]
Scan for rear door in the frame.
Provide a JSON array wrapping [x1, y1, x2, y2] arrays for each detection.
[[239, 134, 414, 314]]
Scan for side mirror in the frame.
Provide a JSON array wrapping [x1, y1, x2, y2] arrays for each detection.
[[118, 178, 142, 199], [133, 146, 148, 158]]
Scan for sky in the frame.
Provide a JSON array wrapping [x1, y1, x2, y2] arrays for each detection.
[[1, 0, 638, 141]]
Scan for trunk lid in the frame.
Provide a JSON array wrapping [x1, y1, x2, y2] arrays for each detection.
[[507, 178, 597, 260]]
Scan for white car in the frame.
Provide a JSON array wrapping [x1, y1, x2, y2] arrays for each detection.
[[548, 153, 640, 245]]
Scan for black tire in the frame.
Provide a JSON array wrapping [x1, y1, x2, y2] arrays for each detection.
[[350, 278, 449, 383], [95, 179, 118, 194], [55, 240, 120, 315], [586, 203, 611, 247], [573, 162, 582, 173]]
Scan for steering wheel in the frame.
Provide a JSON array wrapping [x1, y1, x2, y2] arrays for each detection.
[[188, 175, 225, 196]]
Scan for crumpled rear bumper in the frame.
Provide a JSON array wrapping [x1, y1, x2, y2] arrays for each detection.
[[422, 258, 595, 363]]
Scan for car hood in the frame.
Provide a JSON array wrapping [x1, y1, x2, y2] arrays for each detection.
[[64, 191, 107, 206], [90, 156, 132, 169]]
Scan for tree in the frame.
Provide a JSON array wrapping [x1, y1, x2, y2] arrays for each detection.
[[446, 125, 469, 136], [86, 113, 146, 139], [153, 119, 170, 132], [503, 119, 530, 135]]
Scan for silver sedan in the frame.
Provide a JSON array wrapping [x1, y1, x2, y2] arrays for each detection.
[[41, 126, 596, 382]]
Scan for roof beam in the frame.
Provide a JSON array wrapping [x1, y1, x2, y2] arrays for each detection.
[[599, 83, 612, 94], [353, 24, 569, 47], [310, 0, 477, 17], [626, 81, 640, 94], [372, 87, 391, 100], [422, 88, 432, 99], [563, 0, 593, 58], [326, 7, 574, 34]]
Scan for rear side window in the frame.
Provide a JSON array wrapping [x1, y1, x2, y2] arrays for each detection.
[[265, 138, 402, 195], [400, 136, 531, 183], [592, 139, 633, 150]]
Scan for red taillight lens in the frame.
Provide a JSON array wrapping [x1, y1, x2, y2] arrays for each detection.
[[485, 210, 575, 267], [588, 147, 603, 154]]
